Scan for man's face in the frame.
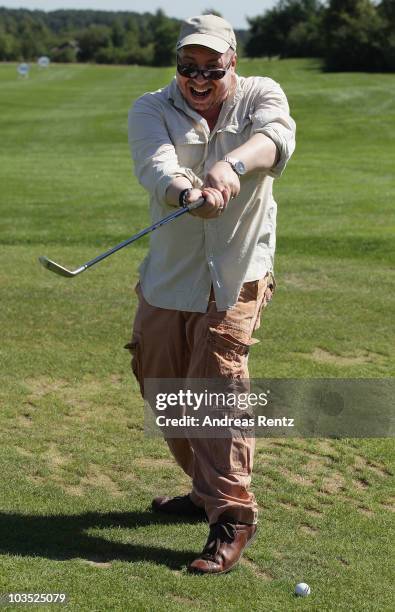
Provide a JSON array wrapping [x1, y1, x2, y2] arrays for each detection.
[[176, 45, 236, 114]]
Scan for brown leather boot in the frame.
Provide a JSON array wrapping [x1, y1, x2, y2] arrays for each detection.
[[152, 494, 207, 520], [188, 521, 257, 574]]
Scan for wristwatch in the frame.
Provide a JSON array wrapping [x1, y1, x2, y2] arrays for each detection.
[[222, 156, 246, 177]]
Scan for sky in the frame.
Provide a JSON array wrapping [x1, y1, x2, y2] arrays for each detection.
[[0, 0, 277, 29]]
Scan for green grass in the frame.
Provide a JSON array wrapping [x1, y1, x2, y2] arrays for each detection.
[[0, 59, 394, 611]]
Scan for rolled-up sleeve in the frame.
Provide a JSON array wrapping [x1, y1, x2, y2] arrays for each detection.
[[250, 78, 296, 178], [128, 95, 199, 204]]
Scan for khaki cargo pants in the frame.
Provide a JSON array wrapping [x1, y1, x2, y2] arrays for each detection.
[[125, 275, 274, 525]]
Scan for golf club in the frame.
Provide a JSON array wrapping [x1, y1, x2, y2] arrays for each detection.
[[39, 197, 205, 278]]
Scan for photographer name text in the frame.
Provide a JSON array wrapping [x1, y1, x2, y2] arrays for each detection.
[[156, 415, 294, 428]]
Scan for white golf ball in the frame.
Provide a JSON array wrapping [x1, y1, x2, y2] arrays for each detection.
[[295, 582, 311, 597]]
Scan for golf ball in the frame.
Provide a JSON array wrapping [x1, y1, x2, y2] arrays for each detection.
[[295, 582, 311, 597]]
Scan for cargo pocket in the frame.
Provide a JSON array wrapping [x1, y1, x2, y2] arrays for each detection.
[[124, 333, 144, 396], [208, 436, 252, 474], [265, 272, 276, 302], [206, 325, 255, 379], [253, 273, 276, 331], [238, 279, 259, 304]]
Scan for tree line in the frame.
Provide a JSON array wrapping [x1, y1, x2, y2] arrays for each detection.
[[247, 0, 394, 72], [0, 2, 393, 72], [0, 8, 183, 66]]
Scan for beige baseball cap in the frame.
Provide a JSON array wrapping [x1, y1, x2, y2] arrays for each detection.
[[176, 15, 237, 53]]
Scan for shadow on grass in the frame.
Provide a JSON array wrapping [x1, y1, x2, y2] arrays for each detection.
[[0, 511, 201, 570]]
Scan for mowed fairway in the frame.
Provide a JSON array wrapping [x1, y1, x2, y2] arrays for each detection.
[[0, 59, 394, 610]]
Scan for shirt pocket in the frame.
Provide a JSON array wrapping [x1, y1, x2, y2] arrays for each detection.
[[216, 115, 253, 150], [170, 128, 206, 171]]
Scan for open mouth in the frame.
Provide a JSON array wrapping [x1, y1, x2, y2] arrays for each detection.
[[190, 86, 212, 99]]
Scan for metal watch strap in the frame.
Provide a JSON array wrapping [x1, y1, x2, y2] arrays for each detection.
[[223, 156, 241, 176]]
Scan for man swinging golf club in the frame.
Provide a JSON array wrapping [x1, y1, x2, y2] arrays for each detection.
[[127, 14, 296, 574]]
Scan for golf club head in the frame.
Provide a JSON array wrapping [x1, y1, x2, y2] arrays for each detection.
[[39, 256, 82, 278], [38, 198, 206, 281]]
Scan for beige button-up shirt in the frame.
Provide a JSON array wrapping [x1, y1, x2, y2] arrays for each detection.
[[128, 74, 296, 312]]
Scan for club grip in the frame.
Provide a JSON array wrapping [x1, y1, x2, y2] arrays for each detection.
[[186, 197, 206, 211]]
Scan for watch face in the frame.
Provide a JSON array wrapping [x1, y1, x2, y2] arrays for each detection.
[[234, 160, 246, 175]]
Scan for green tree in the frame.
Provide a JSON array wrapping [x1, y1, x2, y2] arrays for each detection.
[[246, 0, 323, 58], [0, 7, 181, 66], [323, 0, 393, 71], [378, 0, 395, 21], [13, 14, 53, 59], [286, 16, 325, 57], [111, 18, 125, 47], [125, 42, 154, 66], [246, 10, 283, 58], [151, 10, 179, 66], [76, 24, 112, 61], [51, 44, 77, 63], [0, 27, 21, 59], [377, 0, 395, 71]]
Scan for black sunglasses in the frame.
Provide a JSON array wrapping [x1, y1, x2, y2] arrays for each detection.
[[176, 57, 233, 81]]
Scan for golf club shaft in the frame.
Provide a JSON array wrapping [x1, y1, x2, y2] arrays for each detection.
[[81, 197, 205, 272]]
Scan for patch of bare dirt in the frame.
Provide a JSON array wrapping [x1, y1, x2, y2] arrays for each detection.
[[110, 374, 124, 385], [27, 474, 45, 485], [279, 500, 298, 511], [24, 377, 69, 398], [23, 377, 126, 424], [354, 456, 392, 477], [61, 483, 84, 496], [352, 477, 370, 491], [272, 550, 286, 560], [357, 506, 374, 517], [304, 506, 323, 518], [315, 493, 335, 505], [122, 472, 138, 483], [82, 559, 112, 568], [297, 347, 384, 366], [299, 523, 319, 536], [304, 457, 332, 475], [278, 466, 316, 487], [133, 457, 176, 469], [44, 443, 69, 468], [170, 595, 200, 605], [315, 439, 337, 457], [242, 557, 275, 580], [41, 463, 125, 498], [282, 272, 330, 291], [17, 415, 33, 427], [337, 557, 350, 566], [320, 473, 345, 494], [79, 465, 123, 498], [380, 498, 395, 512], [14, 446, 33, 457]]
